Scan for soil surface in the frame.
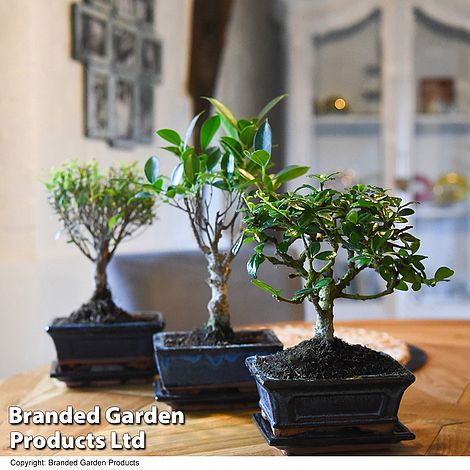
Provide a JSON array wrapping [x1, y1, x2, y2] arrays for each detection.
[[165, 329, 271, 348], [254, 337, 407, 380], [53, 296, 137, 325]]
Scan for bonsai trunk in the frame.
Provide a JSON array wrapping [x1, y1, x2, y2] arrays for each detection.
[[205, 251, 233, 339], [93, 242, 111, 301], [312, 286, 334, 341]]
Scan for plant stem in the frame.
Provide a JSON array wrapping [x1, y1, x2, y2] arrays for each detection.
[[205, 251, 233, 337], [93, 241, 111, 300], [312, 286, 334, 341]]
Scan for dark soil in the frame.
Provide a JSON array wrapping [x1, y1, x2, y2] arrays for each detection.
[[52, 296, 136, 326], [165, 329, 270, 348], [254, 337, 407, 380]]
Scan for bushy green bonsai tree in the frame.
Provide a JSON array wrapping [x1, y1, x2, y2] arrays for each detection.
[[46, 160, 156, 323], [243, 173, 454, 343], [142, 96, 309, 342]]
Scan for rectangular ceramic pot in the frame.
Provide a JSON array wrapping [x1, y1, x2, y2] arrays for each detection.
[[245, 355, 415, 432], [46, 312, 165, 369], [154, 329, 283, 392]]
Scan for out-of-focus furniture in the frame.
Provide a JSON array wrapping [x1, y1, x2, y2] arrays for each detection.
[[108, 247, 303, 330], [1, 320, 469, 455], [282, 0, 470, 319]]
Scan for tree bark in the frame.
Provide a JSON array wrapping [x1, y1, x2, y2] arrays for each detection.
[[205, 251, 232, 336], [312, 286, 334, 341], [93, 242, 111, 300]]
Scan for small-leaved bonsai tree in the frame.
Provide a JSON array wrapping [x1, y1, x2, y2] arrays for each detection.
[[142, 96, 309, 343], [243, 173, 454, 377], [46, 160, 156, 324]]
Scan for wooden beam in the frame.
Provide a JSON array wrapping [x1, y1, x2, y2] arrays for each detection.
[[188, 0, 234, 122]]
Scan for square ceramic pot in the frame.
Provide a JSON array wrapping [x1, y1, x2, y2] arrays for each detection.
[[154, 329, 283, 392], [245, 355, 415, 432], [46, 311, 165, 369]]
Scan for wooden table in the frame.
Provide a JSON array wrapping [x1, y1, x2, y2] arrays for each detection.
[[1, 320, 469, 456]]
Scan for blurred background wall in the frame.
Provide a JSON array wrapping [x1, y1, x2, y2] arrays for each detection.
[[2, 0, 470, 378]]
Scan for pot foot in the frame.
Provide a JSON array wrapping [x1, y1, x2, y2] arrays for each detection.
[[253, 413, 415, 455]]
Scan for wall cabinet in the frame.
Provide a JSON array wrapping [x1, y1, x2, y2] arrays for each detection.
[[281, 0, 470, 319]]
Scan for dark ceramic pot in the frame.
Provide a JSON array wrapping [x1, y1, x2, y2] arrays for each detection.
[[154, 329, 283, 392], [46, 312, 165, 370], [245, 355, 415, 433]]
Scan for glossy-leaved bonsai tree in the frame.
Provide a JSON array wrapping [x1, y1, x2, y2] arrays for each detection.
[[243, 173, 454, 377], [142, 96, 309, 343], [46, 160, 156, 324]]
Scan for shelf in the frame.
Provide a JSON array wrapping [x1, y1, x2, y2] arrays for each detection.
[[416, 113, 470, 129], [315, 114, 380, 125], [314, 114, 380, 134]]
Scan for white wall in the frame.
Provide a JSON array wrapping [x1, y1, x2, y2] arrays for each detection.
[[0, 0, 195, 378]]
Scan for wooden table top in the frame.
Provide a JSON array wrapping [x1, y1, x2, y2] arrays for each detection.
[[1, 320, 469, 456]]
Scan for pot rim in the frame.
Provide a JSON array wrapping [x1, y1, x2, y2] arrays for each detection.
[[245, 355, 415, 388], [153, 329, 283, 351], [45, 311, 165, 331]]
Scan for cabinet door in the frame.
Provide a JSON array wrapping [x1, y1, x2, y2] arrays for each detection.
[[313, 10, 383, 187], [403, 7, 470, 317]]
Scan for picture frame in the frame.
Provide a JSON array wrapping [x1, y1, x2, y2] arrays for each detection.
[[84, 0, 113, 12], [109, 74, 137, 148], [135, 81, 155, 144], [85, 66, 111, 139], [134, 0, 155, 26], [140, 33, 162, 83], [419, 78, 455, 114], [111, 19, 139, 75], [72, 3, 110, 66], [72, 0, 162, 148], [113, 0, 136, 21]]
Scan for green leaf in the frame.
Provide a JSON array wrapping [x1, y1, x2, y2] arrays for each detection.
[[273, 165, 309, 187], [183, 112, 204, 149], [249, 150, 270, 168], [200, 114, 220, 150], [108, 214, 121, 230], [251, 279, 281, 297], [156, 129, 181, 146], [257, 94, 287, 122], [240, 125, 257, 147], [212, 179, 229, 191], [238, 168, 256, 181], [204, 97, 237, 127], [206, 147, 221, 171], [316, 250, 335, 261], [221, 153, 235, 176], [434, 266, 454, 281], [232, 234, 244, 256], [247, 253, 265, 278], [346, 211, 359, 224], [314, 277, 333, 289], [398, 208, 415, 217], [144, 156, 159, 184], [253, 120, 272, 154], [308, 241, 321, 257], [171, 163, 184, 186], [183, 152, 199, 183], [395, 280, 409, 291]]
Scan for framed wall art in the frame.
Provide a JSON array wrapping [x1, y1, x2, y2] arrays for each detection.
[[72, 0, 162, 148]]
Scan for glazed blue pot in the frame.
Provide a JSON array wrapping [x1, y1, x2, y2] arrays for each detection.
[[154, 329, 283, 392], [246, 355, 415, 432], [46, 312, 165, 369]]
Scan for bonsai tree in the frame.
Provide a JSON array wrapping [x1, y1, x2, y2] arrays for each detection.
[[45, 160, 156, 323], [142, 96, 309, 342], [243, 173, 454, 344]]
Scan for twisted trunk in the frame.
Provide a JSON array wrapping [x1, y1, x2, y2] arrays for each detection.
[[93, 241, 111, 300], [312, 285, 334, 341], [205, 251, 233, 339]]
